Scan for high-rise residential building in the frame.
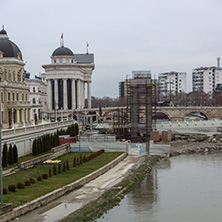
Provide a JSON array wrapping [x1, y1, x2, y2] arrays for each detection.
[[158, 71, 187, 98], [192, 66, 222, 94]]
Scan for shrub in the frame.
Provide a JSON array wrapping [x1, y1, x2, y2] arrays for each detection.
[[8, 144, 13, 165], [8, 184, 16, 192], [58, 163, 62, 173], [13, 144, 18, 163], [30, 178, 35, 184], [80, 155, 83, 164], [53, 165, 57, 175], [37, 176, 42, 181], [76, 158, 80, 166], [3, 187, 8, 194], [17, 182, 24, 189], [24, 180, 31, 186], [83, 155, 86, 163], [63, 162, 66, 172], [66, 159, 69, 170], [73, 157, 76, 167], [2, 143, 8, 168], [42, 173, 48, 179], [49, 169, 52, 177]]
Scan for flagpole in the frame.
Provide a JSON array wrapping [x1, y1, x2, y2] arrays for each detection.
[[86, 42, 89, 54]]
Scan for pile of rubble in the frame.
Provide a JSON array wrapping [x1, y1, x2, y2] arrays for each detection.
[[169, 132, 222, 156]]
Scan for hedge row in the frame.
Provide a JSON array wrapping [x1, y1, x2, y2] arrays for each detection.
[[32, 123, 79, 156], [3, 149, 105, 195], [2, 144, 18, 168]]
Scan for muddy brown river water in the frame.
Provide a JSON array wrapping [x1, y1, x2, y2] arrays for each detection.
[[97, 153, 222, 222]]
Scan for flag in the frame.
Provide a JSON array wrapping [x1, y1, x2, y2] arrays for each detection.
[[61, 33, 63, 39], [87, 42, 89, 47]]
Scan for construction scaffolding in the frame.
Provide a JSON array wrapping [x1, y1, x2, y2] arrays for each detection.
[[112, 108, 128, 140], [126, 71, 152, 142]]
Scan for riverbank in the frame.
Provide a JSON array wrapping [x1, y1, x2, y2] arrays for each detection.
[[164, 132, 222, 156], [60, 156, 160, 222]]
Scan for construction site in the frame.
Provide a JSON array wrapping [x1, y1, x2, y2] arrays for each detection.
[[113, 71, 153, 142]]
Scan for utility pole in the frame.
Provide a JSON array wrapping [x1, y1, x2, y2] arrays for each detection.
[[0, 93, 3, 204]]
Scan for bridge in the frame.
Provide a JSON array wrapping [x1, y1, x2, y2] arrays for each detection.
[[81, 106, 222, 121]]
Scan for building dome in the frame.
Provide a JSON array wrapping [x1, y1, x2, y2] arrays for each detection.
[[0, 27, 22, 59], [52, 46, 74, 56]]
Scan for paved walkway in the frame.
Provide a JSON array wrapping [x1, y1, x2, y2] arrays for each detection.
[[11, 156, 145, 222]]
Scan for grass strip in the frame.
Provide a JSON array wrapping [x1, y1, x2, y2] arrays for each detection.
[[61, 156, 160, 222], [3, 152, 122, 208]]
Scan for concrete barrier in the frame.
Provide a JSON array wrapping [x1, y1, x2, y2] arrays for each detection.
[[0, 153, 127, 222]]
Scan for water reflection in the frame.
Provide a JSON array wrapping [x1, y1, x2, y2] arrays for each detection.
[[98, 154, 222, 222]]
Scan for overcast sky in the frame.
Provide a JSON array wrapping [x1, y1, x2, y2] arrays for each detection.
[[1, 0, 222, 97]]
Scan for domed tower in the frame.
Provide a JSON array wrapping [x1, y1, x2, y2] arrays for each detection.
[[0, 27, 31, 128], [42, 35, 94, 113]]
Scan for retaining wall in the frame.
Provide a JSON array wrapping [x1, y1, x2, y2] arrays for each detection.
[[0, 153, 127, 222], [18, 143, 70, 169]]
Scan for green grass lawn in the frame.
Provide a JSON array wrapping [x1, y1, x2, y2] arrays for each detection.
[[3, 152, 122, 208]]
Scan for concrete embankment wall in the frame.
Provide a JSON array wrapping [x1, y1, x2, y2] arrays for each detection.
[[71, 141, 129, 153], [71, 141, 171, 157], [2, 120, 76, 157], [0, 153, 127, 222]]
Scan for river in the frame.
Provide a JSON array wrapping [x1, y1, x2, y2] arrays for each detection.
[[97, 153, 222, 222]]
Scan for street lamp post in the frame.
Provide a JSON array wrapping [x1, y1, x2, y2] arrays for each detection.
[[0, 94, 3, 204]]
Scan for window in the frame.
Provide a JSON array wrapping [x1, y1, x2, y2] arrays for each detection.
[[54, 60, 56, 63], [16, 93, 19, 101], [33, 87, 35, 92], [33, 98, 36, 104], [59, 59, 62, 63], [13, 71, 15, 81], [66, 59, 69, 63], [12, 93, 14, 101], [71, 60, 74, 63], [8, 92, 10, 101], [25, 94, 27, 101], [22, 94, 24, 101]]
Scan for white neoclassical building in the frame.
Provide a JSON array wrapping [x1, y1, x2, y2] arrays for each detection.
[[42, 39, 95, 112], [25, 76, 47, 123]]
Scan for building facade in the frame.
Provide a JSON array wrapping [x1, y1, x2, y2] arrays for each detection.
[[25, 76, 47, 123], [42, 39, 95, 112], [192, 67, 222, 94], [0, 27, 31, 128], [158, 71, 187, 98]]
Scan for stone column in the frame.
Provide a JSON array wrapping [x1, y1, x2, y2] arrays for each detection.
[[47, 79, 52, 110], [82, 81, 85, 108], [77, 79, 81, 109], [23, 108, 26, 127], [28, 108, 31, 122], [25, 109, 28, 123], [72, 79, 76, 110], [87, 81, 91, 108], [11, 109, 14, 129], [63, 79, 68, 109], [54, 79, 58, 109], [15, 109, 20, 124]]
